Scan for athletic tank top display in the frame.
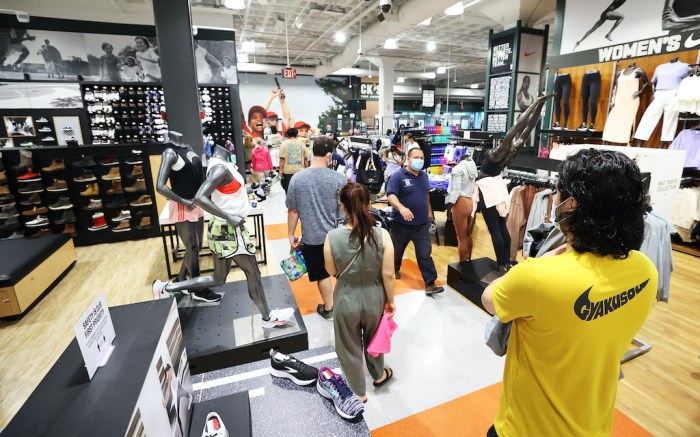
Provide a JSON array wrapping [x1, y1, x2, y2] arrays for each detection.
[[479, 152, 502, 178], [169, 145, 204, 199], [207, 156, 250, 217]]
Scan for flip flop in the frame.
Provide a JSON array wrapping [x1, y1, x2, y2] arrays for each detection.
[[373, 368, 393, 388]]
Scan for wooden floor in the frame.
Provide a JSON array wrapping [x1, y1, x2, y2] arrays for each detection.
[[0, 214, 699, 435]]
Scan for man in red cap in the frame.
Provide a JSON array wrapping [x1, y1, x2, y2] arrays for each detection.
[[247, 105, 266, 139]]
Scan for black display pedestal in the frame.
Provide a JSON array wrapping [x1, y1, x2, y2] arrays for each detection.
[[189, 392, 252, 437], [180, 274, 308, 374], [446, 257, 498, 313]]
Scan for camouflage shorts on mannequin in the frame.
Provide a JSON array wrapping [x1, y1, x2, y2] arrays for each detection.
[[207, 217, 255, 258]]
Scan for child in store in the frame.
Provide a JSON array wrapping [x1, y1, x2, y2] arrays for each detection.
[[250, 137, 273, 183]]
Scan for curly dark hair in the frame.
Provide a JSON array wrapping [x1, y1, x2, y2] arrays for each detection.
[[557, 149, 649, 259]]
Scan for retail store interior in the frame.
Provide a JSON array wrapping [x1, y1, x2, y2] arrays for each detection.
[[0, 0, 699, 436]]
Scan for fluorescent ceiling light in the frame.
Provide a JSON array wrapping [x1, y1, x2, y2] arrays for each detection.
[[470, 83, 479, 89], [241, 41, 256, 53], [335, 32, 346, 43], [418, 17, 432, 26], [426, 41, 436, 51], [464, 0, 483, 8], [224, 0, 246, 10], [238, 53, 250, 63], [397, 76, 405, 83], [445, 2, 464, 16], [294, 16, 304, 29], [384, 38, 398, 49], [436, 66, 447, 74]]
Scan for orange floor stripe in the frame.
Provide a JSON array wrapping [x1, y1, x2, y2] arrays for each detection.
[[371, 383, 651, 437], [265, 223, 300, 241]]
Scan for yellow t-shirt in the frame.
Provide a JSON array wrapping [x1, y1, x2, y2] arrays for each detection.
[[492, 250, 657, 437], [279, 138, 310, 174]]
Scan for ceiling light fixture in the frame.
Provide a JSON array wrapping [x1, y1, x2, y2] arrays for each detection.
[[470, 83, 479, 89], [238, 53, 250, 63], [294, 16, 304, 29], [418, 17, 432, 26], [437, 66, 447, 74], [335, 31, 346, 43], [241, 40, 256, 53], [426, 41, 436, 51], [384, 38, 398, 49], [224, 0, 246, 10], [445, 2, 464, 16], [397, 76, 405, 83]]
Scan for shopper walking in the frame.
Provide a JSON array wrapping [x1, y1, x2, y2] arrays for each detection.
[[386, 148, 443, 295], [324, 181, 395, 401], [482, 149, 657, 437], [446, 155, 478, 261], [286, 136, 347, 320], [279, 127, 310, 193], [265, 125, 284, 168]]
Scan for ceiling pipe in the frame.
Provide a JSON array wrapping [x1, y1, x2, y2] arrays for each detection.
[[237, 63, 436, 79]]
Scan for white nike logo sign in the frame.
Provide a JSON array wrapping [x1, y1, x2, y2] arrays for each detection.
[[685, 33, 700, 49], [284, 367, 298, 373]]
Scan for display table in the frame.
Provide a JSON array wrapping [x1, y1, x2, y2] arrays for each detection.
[[446, 258, 497, 313], [159, 206, 267, 278]]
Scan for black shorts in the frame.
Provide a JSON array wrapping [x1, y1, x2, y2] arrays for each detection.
[[302, 243, 329, 282]]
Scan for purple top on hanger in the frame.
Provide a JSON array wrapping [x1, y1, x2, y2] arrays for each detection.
[[668, 129, 700, 169], [652, 61, 690, 90]]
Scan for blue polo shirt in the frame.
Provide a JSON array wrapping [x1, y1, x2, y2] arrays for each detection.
[[387, 167, 430, 226]]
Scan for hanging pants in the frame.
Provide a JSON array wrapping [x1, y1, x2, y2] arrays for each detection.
[[633, 89, 679, 142]]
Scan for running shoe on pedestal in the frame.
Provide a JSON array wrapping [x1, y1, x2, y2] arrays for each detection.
[[316, 367, 365, 419], [269, 349, 318, 386]]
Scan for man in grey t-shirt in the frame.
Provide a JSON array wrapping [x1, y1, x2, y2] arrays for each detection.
[[287, 136, 347, 320]]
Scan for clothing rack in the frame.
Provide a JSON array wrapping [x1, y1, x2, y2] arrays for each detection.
[[504, 169, 557, 190]]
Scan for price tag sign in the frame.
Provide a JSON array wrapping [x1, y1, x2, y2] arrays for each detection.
[[73, 293, 116, 379], [283, 67, 297, 79]]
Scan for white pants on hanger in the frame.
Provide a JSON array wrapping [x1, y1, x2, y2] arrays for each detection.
[[633, 89, 679, 142]]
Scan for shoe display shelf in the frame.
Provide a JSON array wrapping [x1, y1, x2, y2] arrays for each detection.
[[0, 108, 89, 148], [199, 86, 235, 147], [0, 144, 165, 246]]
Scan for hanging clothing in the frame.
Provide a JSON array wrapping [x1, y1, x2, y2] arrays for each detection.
[[673, 187, 700, 242], [668, 129, 700, 169], [674, 75, 700, 115], [640, 211, 676, 302], [633, 90, 681, 142], [506, 186, 528, 260], [650, 61, 690, 90], [581, 71, 601, 125], [603, 69, 642, 144], [474, 176, 510, 217], [355, 151, 384, 194], [525, 189, 553, 232], [446, 159, 478, 205]]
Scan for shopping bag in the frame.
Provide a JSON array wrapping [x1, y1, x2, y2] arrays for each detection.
[[367, 312, 398, 357], [484, 315, 511, 356], [280, 249, 307, 281]]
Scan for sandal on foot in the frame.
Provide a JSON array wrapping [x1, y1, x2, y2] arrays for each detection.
[[373, 368, 393, 388]]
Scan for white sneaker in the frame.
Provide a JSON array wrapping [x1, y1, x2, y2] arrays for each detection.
[[261, 307, 295, 329], [202, 412, 228, 437], [152, 279, 173, 300]]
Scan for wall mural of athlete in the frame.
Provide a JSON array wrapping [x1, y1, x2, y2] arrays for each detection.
[[662, 0, 700, 32], [573, 0, 627, 51]]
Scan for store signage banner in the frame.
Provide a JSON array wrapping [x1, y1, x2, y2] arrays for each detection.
[[360, 83, 379, 100], [490, 35, 514, 75], [553, 0, 700, 68], [73, 293, 116, 379]]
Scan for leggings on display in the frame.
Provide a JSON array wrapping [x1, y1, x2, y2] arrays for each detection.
[[553, 74, 572, 126], [581, 71, 602, 125], [478, 195, 511, 266]]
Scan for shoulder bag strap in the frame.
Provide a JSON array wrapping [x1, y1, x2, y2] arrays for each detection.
[[335, 237, 367, 278]]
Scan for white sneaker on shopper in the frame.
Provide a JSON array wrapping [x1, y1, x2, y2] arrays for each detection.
[[152, 279, 173, 300], [202, 412, 229, 437], [261, 307, 295, 329]]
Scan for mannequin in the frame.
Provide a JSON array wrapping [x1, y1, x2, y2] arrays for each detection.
[[633, 56, 689, 148], [153, 145, 295, 329], [475, 94, 551, 279], [603, 63, 649, 144], [577, 69, 602, 131], [446, 155, 478, 261], [156, 131, 210, 301], [552, 73, 572, 129]]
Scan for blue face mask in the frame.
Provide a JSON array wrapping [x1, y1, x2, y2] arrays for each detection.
[[410, 159, 424, 171]]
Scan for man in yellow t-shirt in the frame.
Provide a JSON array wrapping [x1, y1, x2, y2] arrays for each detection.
[[279, 127, 311, 193], [482, 149, 658, 437]]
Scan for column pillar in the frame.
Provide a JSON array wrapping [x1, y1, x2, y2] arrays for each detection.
[[370, 57, 399, 134], [151, 0, 204, 154]]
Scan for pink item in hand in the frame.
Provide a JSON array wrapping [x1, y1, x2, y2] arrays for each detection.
[[367, 313, 398, 357]]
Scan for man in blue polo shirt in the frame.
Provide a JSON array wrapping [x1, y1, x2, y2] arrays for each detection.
[[387, 147, 444, 295]]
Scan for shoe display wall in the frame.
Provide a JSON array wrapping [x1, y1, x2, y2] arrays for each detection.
[[199, 86, 234, 148]]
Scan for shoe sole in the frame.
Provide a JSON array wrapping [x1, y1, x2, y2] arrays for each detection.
[[47, 188, 68, 192], [191, 294, 221, 303], [49, 205, 73, 210], [17, 178, 41, 182], [26, 222, 49, 227], [316, 381, 361, 420], [270, 367, 316, 386], [111, 217, 131, 222], [261, 319, 291, 329], [102, 176, 121, 181], [42, 168, 65, 173], [112, 227, 131, 232], [74, 178, 97, 182], [130, 202, 152, 207], [88, 225, 108, 231], [18, 189, 44, 194]]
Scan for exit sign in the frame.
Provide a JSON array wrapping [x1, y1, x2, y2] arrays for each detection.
[[283, 67, 296, 79]]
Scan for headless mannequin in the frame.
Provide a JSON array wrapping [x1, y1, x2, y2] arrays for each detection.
[[634, 56, 679, 148], [478, 94, 551, 278], [163, 146, 272, 320], [157, 131, 205, 284]]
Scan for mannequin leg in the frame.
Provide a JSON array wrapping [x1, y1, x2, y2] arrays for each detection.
[[479, 196, 510, 267], [175, 221, 201, 281], [581, 77, 591, 126], [553, 80, 563, 124], [453, 197, 474, 261], [196, 217, 205, 250], [589, 74, 601, 125], [561, 79, 571, 127], [232, 254, 271, 320], [164, 256, 231, 292]]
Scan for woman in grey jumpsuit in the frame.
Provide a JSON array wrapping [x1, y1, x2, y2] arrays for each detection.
[[324, 182, 396, 402]]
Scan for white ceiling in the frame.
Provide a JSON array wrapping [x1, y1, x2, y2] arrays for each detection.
[[2, 0, 556, 88]]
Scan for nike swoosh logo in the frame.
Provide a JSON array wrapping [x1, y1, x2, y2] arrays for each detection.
[[284, 367, 299, 373], [524, 50, 537, 57], [684, 33, 700, 49], [573, 279, 649, 321]]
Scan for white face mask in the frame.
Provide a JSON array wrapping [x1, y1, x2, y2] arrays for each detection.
[[552, 197, 572, 230]]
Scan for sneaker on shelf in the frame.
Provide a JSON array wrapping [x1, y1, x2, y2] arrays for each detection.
[[99, 155, 120, 166], [128, 164, 144, 178], [552, 122, 562, 130], [41, 136, 56, 142], [0, 185, 9, 196], [0, 170, 6, 184], [102, 167, 122, 181], [0, 216, 20, 232], [152, 279, 173, 299], [55, 209, 76, 224], [262, 308, 295, 329], [124, 153, 143, 165], [38, 127, 52, 133], [270, 349, 318, 386], [124, 177, 146, 193], [62, 223, 77, 236], [135, 216, 151, 229], [79, 183, 99, 197], [130, 195, 152, 207], [111, 210, 131, 222], [18, 182, 44, 194], [1, 230, 24, 240], [112, 220, 131, 232], [12, 150, 33, 170], [41, 160, 65, 173], [106, 196, 127, 209], [0, 194, 15, 205], [83, 199, 103, 211], [16, 168, 41, 182], [25, 215, 49, 227], [588, 123, 595, 131], [202, 412, 229, 437], [0, 204, 19, 219], [19, 141, 35, 147], [19, 193, 41, 206], [29, 228, 51, 238], [191, 288, 222, 303], [49, 196, 73, 210], [73, 155, 97, 168], [88, 212, 108, 231], [74, 172, 97, 183], [576, 123, 588, 132], [316, 304, 333, 321], [106, 180, 123, 194], [316, 367, 365, 419], [22, 206, 48, 216], [46, 179, 68, 192], [36, 117, 49, 123]]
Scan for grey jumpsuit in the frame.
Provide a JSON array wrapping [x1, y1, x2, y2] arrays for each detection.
[[329, 227, 386, 397]]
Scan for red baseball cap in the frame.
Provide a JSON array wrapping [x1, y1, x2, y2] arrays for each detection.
[[266, 111, 278, 119], [294, 121, 310, 129]]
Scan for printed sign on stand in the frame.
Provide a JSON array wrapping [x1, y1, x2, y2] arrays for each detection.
[[73, 293, 116, 379]]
